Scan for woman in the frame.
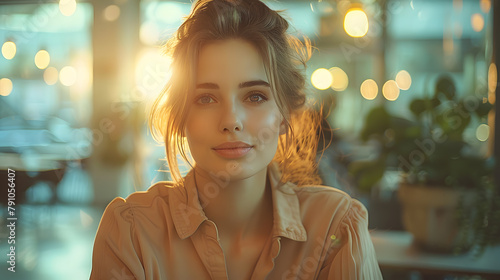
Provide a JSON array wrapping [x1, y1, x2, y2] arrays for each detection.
[[90, 0, 382, 279]]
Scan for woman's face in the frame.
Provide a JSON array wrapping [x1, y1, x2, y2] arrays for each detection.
[[185, 39, 285, 181]]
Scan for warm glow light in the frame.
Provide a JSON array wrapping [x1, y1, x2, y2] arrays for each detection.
[[0, 78, 13, 96], [395, 70, 412, 90], [476, 124, 490, 142], [360, 79, 378, 100], [60, 0, 76, 17], [344, 8, 369, 38], [103, 5, 120, 22], [489, 92, 496, 105], [44, 67, 58, 85], [59, 66, 77, 86], [489, 63, 497, 104], [140, 21, 160, 46], [135, 49, 173, 100], [480, 0, 491, 13], [329, 67, 348, 91], [488, 63, 497, 93], [311, 68, 333, 90], [471, 13, 484, 32], [72, 54, 93, 98], [35, 50, 50, 69], [157, 2, 185, 24], [59, 0, 77, 16], [382, 80, 400, 101], [2, 41, 16, 60]]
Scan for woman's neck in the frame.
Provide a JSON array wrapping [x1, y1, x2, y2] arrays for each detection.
[[193, 165, 274, 241]]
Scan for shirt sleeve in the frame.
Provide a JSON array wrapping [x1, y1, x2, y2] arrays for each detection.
[[90, 198, 145, 280], [317, 199, 383, 280]]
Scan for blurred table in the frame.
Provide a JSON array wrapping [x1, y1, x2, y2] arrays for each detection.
[[371, 230, 500, 278]]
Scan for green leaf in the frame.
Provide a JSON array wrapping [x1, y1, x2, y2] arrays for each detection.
[[349, 159, 386, 192], [360, 106, 391, 141], [434, 75, 456, 100], [475, 102, 493, 117], [435, 104, 470, 140], [409, 99, 427, 117]]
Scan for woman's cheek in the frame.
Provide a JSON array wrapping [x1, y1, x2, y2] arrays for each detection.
[[251, 110, 281, 132], [247, 111, 281, 146], [187, 111, 213, 133], [186, 119, 206, 143]]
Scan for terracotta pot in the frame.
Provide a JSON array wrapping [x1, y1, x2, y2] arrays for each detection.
[[398, 183, 472, 253]]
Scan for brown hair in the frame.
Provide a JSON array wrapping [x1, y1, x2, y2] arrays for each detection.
[[149, 0, 326, 186]]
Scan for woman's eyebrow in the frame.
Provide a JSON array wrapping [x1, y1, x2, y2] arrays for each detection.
[[195, 80, 270, 89], [239, 80, 270, 88]]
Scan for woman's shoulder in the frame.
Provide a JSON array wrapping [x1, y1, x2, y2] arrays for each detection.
[[293, 184, 354, 205], [291, 184, 367, 222], [102, 181, 180, 219]]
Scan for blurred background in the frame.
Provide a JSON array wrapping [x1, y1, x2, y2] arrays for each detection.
[[0, 0, 499, 279]]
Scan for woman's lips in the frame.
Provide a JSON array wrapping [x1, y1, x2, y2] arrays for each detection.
[[212, 147, 253, 159], [212, 142, 253, 159]]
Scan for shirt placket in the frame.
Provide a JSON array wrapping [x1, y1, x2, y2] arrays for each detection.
[[250, 236, 282, 280], [192, 220, 229, 280]]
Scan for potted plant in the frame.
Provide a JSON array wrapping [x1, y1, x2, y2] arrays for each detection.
[[349, 75, 500, 255]]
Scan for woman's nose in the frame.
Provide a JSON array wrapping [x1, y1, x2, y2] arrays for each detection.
[[219, 102, 243, 133]]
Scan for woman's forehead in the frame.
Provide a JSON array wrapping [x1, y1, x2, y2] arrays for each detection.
[[195, 39, 269, 86]]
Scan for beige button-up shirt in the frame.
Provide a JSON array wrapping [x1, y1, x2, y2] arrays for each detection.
[[90, 162, 382, 279]]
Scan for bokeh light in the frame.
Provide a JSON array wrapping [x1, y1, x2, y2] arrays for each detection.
[[311, 68, 333, 90], [471, 13, 484, 32], [382, 80, 400, 101], [59, 66, 77, 86], [488, 63, 497, 93], [476, 124, 490, 142], [44, 67, 59, 85], [480, 0, 491, 13], [344, 8, 369, 38], [35, 50, 50, 69], [360, 79, 378, 100], [395, 70, 412, 90], [489, 63, 497, 104], [0, 78, 13, 96], [329, 67, 349, 91], [103, 5, 120, 22], [2, 41, 16, 60], [59, 0, 77, 17]]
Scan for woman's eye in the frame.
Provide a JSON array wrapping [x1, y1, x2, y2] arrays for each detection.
[[196, 95, 214, 104], [246, 93, 267, 103]]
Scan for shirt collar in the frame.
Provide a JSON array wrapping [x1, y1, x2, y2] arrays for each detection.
[[169, 162, 307, 242]]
